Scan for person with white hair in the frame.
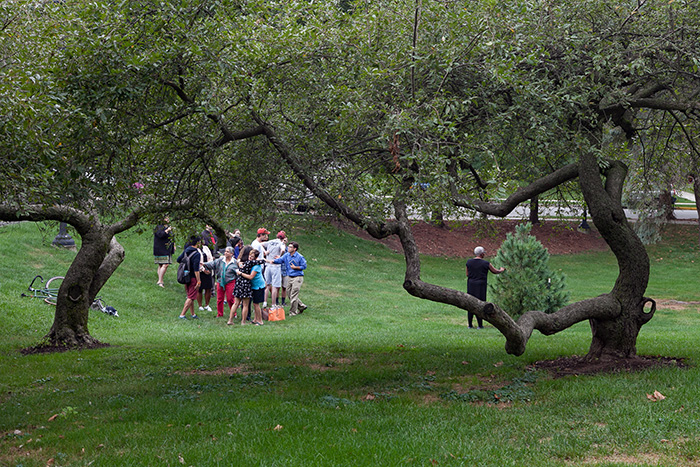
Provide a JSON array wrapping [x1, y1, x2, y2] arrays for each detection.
[[202, 246, 239, 318], [465, 246, 506, 329]]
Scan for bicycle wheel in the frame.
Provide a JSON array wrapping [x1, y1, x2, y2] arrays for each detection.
[[44, 276, 64, 306]]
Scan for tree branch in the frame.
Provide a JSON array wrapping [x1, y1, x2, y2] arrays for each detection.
[[0, 203, 97, 236], [252, 113, 400, 239], [89, 236, 125, 302], [451, 162, 579, 216]]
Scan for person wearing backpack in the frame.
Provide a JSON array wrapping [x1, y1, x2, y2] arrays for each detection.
[[177, 235, 202, 320]]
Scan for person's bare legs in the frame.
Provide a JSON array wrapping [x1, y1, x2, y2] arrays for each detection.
[[204, 288, 212, 309], [240, 299, 251, 324], [228, 297, 242, 325], [253, 303, 263, 324], [280, 284, 287, 306], [157, 264, 169, 286], [270, 287, 279, 308], [180, 298, 195, 318]]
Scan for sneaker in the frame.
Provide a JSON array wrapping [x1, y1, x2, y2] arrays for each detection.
[[204, 305, 212, 312], [298, 304, 307, 313], [178, 315, 187, 320], [199, 306, 204, 311], [191, 314, 199, 319]]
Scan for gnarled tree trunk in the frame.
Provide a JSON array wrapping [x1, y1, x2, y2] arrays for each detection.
[[46, 230, 125, 347], [579, 153, 654, 360]]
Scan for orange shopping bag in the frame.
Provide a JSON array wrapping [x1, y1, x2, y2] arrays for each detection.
[[268, 307, 285, 321]]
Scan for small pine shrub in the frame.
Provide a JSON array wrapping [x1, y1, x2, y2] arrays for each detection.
[[490, 223, 569, 319]]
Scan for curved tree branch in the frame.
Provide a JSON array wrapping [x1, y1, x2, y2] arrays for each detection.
[[451, 162, 579, 216], [0, 203, 97, 236], [252, 113, 400, 239]]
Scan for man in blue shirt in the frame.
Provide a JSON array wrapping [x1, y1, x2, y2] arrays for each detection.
[[270, 241, 307, 316]]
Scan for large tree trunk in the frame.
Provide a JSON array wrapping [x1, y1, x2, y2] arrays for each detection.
[[658, 189, 676, 220], [45, 228, 123, 347], [579, 153, 653, 360]]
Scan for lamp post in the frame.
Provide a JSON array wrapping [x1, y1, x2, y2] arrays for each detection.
[[52, 222, 76, 250]]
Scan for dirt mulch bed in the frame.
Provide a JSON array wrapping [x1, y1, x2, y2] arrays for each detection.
[[530, 355, 687, 378], [334, 218, 610, 258]]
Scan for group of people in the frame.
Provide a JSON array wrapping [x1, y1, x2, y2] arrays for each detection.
[[154, 218, 505, 329], [153, 220, 308, 326]]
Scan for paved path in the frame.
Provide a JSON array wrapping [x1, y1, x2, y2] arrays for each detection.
[[677, 190, 696, 202]]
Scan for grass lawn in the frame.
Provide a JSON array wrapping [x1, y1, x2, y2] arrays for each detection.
[[1, 220, 700, 466]]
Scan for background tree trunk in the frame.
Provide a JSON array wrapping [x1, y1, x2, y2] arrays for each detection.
[[529, 196, 540, 225]]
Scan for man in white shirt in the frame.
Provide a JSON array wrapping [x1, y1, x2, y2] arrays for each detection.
[[264, 230, 287, 309], [251, 228, 269, 261]]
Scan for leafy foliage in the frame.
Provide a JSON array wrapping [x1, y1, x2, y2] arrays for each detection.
[[490, 223, 569, 319]]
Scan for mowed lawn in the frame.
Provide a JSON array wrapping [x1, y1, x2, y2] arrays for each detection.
[[1, 220, 700, 466]]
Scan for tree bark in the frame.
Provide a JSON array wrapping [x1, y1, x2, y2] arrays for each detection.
[[259, 122, 657, 361], [529, 196, 540, 225], [45, 228, 114, 347], [578, 153, 654, 360]]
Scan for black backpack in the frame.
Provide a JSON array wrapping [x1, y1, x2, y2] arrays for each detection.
[[176, 249, 197, 284]]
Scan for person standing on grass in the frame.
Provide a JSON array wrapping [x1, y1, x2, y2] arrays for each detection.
[[465, 246, 505, 329], [196, 240, 215, 312], [228, 235, 243, 259], [263, 230, 287, 309], [202, 246, 238, 318], [237, 248, 266, 325], [229, 246, 266, 325], [270, 241, 307, 316], [278, 235, 289, 307], [153, 217, 175, 288], [201, 224, 218, 251], [177, 235, 202, 320]]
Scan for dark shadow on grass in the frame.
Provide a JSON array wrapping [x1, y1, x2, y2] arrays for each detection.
[[20, 341, 111, 355], [530, 355, 688, 378]]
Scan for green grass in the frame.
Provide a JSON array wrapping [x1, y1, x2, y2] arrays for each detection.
[[2, 221, 700, 466]]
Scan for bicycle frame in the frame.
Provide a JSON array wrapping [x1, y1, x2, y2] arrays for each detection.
[[22, 275, 117, 316], [21, 275, 62, 305]]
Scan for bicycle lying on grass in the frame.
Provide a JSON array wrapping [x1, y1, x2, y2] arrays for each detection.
[[22, 275, 119, 317]]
